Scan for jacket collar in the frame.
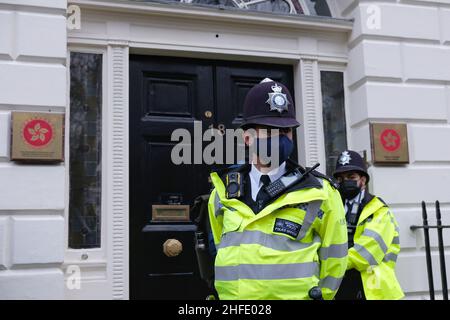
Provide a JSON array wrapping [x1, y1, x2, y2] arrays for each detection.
[[212, 159, 323, 195], [210, 169, 327, 227], [284, 159, 323, 192], [358, 193, 386, 223], [210, 159, 326, 223]]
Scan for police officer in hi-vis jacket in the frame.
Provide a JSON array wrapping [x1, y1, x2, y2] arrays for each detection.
[[207, 78, 348, 300], [333, 150, 404, 300]]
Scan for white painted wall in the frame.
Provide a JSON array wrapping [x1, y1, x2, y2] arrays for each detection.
[[337, 0, 450, 299], [0, 0, 67, 299]]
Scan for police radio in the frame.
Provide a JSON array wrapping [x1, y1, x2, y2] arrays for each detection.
[[346, 192, 363, 233], [264, 163, 320, 198], [347, 205, 359, 228]]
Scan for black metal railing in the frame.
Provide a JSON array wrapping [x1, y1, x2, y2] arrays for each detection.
[[410, 201, 450, 300]]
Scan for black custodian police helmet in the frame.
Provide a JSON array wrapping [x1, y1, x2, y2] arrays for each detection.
[[333, 150, 370, 183], [241, 78, 300, 129]]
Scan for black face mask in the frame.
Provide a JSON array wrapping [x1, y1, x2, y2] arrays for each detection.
[[338, 180, 362, 200]]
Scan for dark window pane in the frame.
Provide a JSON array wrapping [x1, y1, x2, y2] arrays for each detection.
[[69, 52, 102, 249], [320, 71, 347, 176], [304, 0, 332, 16]]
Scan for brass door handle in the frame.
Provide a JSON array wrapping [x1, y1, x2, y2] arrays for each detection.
[[204, 110, 213, 119], [163, 239, 183, 257]]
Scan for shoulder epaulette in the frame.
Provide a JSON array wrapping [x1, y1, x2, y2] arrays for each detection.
[[375, 196, 388, 207], [309, 170, 339, 189]]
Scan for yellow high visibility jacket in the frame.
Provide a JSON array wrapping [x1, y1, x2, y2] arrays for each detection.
[[208, 164, 348, 300], [347, 196, 404, 300]]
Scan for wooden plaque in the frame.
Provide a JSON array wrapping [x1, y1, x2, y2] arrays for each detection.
[[370, 123, 409, 164], [152, 205, 190, 222], [11, 112, 64, 162]]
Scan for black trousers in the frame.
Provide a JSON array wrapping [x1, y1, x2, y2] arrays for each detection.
[[334, 269, 366, 300]]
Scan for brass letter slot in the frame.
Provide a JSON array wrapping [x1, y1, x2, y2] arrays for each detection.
[[152, 205, 190, 222]]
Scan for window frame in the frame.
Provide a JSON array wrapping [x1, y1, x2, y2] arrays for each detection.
[[120, 0, 336, 16], [298, 0, 311, 14], [317, 63, 350, 176], [64, 46, 108, 264]]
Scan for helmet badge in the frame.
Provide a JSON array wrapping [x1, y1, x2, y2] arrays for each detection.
[[266, 83, 289, 113], [339, 151, 351, 165]]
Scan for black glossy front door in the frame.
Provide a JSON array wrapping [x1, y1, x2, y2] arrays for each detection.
[[130, 55, 294, 299]]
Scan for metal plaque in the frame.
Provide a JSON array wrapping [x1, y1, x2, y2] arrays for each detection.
[[11, 112, 64, 162], [370, 123, 409, 164], [152, 205, 190, 222]]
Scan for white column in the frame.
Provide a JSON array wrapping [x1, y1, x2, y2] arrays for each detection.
[[106, 42, 129, 300], [298, 59, 326, 171]]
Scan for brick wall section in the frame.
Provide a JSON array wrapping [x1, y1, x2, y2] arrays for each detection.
[[336, 0, 450, 299], [0, 0, 67, 299]]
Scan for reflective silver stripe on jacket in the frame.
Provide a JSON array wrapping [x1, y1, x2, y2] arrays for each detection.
[[217, 230, 321, 252], [296, 200, 323, 240], [361, 229, 388, 254], [353, 244, 378, 266], [215, 262, 320, 281], [214, 193, 223, 217], [319, 243, 348, 260], [383, 252, 398, 263], [214, 193, 236, 217], [391, 217, 401, 232], [392, 236, 400, 245], [320, 276, 344, 291]]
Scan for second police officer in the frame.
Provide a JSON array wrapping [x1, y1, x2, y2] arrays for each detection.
[[207, 78, 348, 300], [333, 150, 404, 300]]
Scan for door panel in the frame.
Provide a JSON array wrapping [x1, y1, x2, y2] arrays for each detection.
[[130, 56, 214, 225], [130, 55, 295, 299], [130, 56, 214, 300]]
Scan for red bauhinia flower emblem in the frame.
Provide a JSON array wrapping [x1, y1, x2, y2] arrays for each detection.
[[23, 119, 53, 148], [380, 129, 400, 152]]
